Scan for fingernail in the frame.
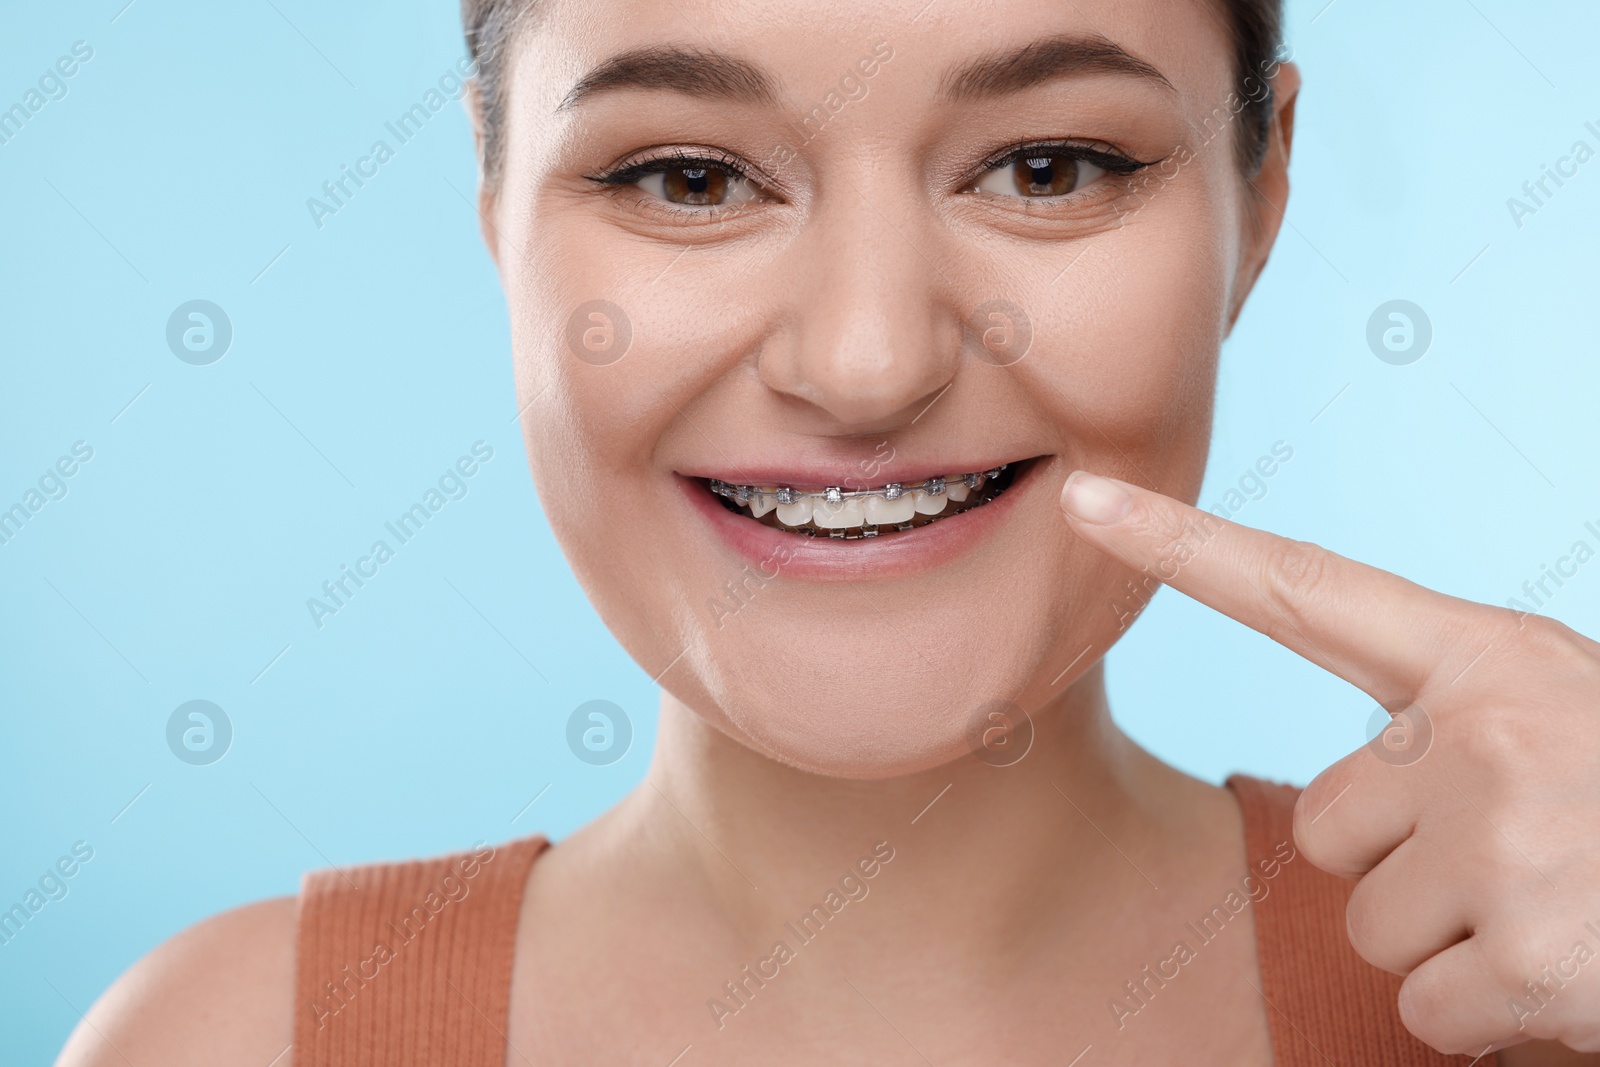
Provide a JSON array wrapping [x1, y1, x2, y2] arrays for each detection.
[[1061, 471, 1133, 525]]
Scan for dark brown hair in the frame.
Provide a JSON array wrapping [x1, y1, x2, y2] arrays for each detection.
[[1221, 0, 1287, 173], [461, 0, 1285, 188]]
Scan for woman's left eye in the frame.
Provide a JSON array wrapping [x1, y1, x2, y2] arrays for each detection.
[[973, 150, 1111, 199]]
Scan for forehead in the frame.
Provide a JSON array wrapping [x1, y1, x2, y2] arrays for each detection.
[[518, 0, 1236, 120]]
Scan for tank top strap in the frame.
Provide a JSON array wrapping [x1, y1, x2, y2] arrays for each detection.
[[1225, 775, 1493, 1066], [292, 833, 548, 1067]]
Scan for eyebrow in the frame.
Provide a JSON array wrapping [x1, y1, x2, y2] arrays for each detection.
[[937, 33, 1175, 102], [557, 32, 1172, 113], [557, 46, 777, 112]]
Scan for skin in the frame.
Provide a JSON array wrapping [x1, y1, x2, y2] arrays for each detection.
[[1060, 472, 1600, 1057], [52, 0, 1600, 1063]]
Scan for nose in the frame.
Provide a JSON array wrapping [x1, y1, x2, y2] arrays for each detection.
[[757, 195, 958, 428]]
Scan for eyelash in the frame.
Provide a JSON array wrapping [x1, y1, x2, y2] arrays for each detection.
[[586, 140, 1160, 217], [974, 140, 1158, 185], [588, 146, 762, 219], [592, 145, 753, 186]]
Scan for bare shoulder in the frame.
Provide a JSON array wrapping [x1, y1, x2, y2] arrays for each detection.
[[54, 896, 296, 1067]]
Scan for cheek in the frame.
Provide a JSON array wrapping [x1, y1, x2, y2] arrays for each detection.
[[506, 230, 766, 666], [508, 226, 697, 483], [1005, 211, 1230, 486], [507, 198, 767, 439]]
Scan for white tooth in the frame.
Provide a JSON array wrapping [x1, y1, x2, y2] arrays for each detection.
[[749, 489, 777, 518], [812, 495, 866, 529], [863, 492, 916, 525], [911, 489, 948, 515], [944, 474, 970, 503], [775, 497, 814, 527]]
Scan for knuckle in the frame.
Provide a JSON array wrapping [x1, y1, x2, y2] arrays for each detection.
[[1569, 1026, 1600, 1053], [1475, 921, 1575, 1022], [1342, 885, 1388, 970], [1291, 782, 1353, 874], [1516, 616, 1597, 674], [1397, 972, 1456, 1052], [1458, 709, 1543, 774], [1128, 503, 1206, 576], [1261, 539, 1335, 627], [1399, 955, 1503, 1055], [1483, 927, 1543, 989], [1450, 616, 1600, 771]]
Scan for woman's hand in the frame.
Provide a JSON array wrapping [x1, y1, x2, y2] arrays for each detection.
[[1059, 470, 1600, 1058]]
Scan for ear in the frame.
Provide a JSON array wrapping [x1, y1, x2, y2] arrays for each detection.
[[1225, 61, 1300, 335], [462, 78, 503, 270]]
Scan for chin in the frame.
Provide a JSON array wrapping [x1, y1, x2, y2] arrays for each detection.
[[698, 682, 996, 780], [668, 596, 1076, 779], [554, 452, 1126, 779]]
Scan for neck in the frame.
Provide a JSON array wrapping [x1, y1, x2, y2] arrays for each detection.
[[617, 661, 1229, 977]]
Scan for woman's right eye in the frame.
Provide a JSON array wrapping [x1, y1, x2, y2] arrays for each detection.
[[599, 155, 768, 211]]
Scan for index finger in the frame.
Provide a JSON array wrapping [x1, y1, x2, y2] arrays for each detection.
[[1058, 469, 1488, 704]]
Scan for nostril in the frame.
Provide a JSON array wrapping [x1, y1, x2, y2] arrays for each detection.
[[755, 282, 961, 428]]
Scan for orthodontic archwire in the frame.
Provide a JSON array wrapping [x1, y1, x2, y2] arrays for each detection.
[[708, 464, 1008, 506]]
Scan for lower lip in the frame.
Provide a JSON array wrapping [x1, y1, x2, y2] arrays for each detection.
[[678, 461, 1044, 582]]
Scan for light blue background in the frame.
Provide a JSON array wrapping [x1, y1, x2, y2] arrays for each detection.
[[3, 0, 1598, 1061]]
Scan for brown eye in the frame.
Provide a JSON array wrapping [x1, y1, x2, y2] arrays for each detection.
[[974, 151, 1109, 199], [665, 165, 723, 204], [636, 163, 761, 208]]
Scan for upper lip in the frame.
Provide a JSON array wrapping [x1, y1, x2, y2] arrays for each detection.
[[679, 456, 1033, 493]]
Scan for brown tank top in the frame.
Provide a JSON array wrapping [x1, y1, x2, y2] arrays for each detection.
[[290, 776, 1494, 1065]]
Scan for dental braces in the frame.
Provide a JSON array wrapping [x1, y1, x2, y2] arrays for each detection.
[[708, 464, 1009, 506]]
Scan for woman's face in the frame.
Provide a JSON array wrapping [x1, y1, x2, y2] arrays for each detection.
[[486, 0, 1285, 777]]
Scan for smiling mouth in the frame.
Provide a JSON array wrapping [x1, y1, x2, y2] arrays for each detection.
[[703, 459, 1031, 540]]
